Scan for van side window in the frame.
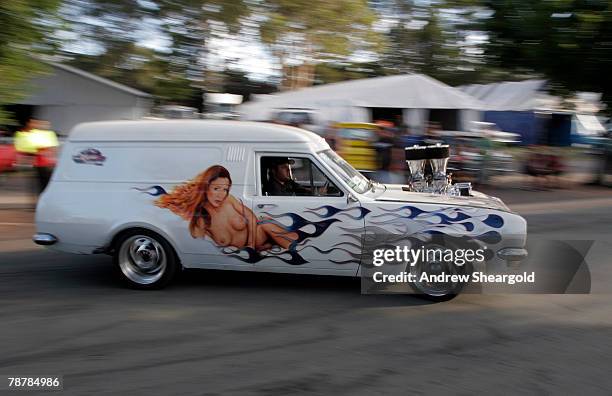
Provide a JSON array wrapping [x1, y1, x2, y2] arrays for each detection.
[[261, 156, 343, 197]]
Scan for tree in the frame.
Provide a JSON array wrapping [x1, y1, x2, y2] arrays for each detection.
[[384, 11, 454, 73], [54, 1, 387, 100], [259, 0, 383, 89], [314, 61, 389, 85], [379, 0, 495, 86], [218, 68, 277, 102], [482, 0, 612, 107], [69, 45, 202, 106], [55, 0, 249, 105], [0, 0, 61, 125]]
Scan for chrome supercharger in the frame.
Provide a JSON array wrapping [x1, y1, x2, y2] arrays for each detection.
[[405, 144, 472, 196]]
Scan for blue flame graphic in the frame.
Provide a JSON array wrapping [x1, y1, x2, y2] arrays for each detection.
[[304, 205, 371, 220], [222, 247, 309, 265], [133, 185, 167, 196], [370, 205, 503, 239], [482, 214, 504, 228]]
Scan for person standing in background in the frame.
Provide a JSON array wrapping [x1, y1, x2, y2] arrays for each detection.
[[374, 122, 405, 184], [14, 119, 59, 193]]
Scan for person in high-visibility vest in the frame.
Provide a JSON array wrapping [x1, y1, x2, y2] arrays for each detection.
[[14, 119, 59, 193]]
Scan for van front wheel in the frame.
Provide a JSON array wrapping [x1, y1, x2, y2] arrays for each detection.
[[113, 230, 179, 289]]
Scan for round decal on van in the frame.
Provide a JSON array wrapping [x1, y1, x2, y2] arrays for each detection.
[[72, 148, 106, 166]]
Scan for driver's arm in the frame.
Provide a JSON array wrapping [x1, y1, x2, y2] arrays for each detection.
[[288, 180, 312, 196]]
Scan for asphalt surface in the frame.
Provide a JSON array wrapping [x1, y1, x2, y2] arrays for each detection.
[[1, 190, 612, 395]]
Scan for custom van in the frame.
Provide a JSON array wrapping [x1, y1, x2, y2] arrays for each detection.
[[34, 120, 527, 299]]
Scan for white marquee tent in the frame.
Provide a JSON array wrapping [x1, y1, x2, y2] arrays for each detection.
[[239, 74, 483, 133]]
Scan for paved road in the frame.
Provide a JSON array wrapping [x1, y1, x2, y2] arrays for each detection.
[[1, 197, 612, 395]]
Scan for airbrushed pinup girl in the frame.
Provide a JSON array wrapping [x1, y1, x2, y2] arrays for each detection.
[[155, 165, 297, 251]]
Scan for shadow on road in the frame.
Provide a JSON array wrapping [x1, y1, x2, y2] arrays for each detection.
[[0, 250, 432, 308]]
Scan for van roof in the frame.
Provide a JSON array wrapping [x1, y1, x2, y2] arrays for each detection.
[[68, 120, 325, 144]]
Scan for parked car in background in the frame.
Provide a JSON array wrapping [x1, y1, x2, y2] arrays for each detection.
[[471, 121, 520, 143], [0, 136, 17, 176], [271, 108, 323, 135], [441, 129, 519, 184]]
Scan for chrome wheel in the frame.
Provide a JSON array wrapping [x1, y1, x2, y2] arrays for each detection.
[[409, 245, 464, 297], [118, 235, 167, 285]]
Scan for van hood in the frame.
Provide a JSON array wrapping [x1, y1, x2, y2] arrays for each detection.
[[374, 184, 511, 213]]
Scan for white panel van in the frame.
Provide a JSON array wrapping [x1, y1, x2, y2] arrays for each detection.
[[34, 120, 527, 299]]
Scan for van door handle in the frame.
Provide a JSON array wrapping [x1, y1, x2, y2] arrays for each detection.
[[257, 204, 277, 209]]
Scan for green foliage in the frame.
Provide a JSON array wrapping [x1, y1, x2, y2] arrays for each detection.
[[378, 0, 487, 85], [0, 0, 61, 124], [10, 0, 611, 115], [214, 68, 277, 102], [57, 0, 249, 105], [55, 0, 384, 98], [259, 0, 383, 85], [482, 0, 612, 106], [68, 45, 200, 104], [315, 62, 390, 84]]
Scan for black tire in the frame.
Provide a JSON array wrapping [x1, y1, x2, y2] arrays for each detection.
[[414, 290, 460, 303], [113, 228, 180, 289]]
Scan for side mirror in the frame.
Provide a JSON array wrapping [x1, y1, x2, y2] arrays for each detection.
[[347, 193, 358, 204]]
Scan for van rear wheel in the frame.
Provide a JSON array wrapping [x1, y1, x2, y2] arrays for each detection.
[[113, 229, 179, 289]]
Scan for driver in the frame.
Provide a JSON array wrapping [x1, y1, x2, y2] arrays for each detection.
[[265, 157, 311, 196]]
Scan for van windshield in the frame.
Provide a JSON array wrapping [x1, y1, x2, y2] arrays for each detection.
[[318, 149, 370, 194]]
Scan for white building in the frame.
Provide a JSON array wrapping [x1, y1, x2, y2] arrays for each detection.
[[17, 62, 153, 135]]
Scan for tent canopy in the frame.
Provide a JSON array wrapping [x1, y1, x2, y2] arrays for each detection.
[[458, 80, 548, 111], [240, 74, 483, 122]]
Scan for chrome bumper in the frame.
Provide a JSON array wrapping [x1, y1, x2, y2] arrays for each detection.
[[33, 233, 58, 246]]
